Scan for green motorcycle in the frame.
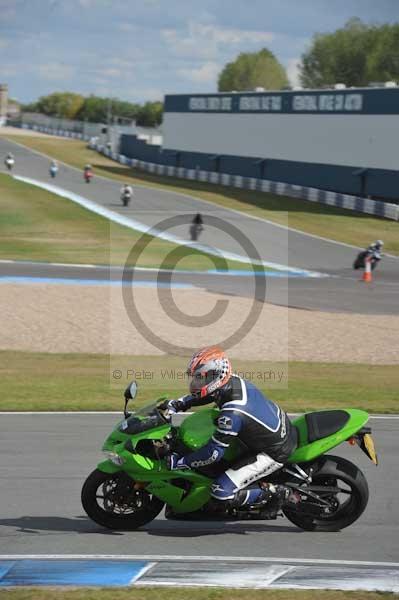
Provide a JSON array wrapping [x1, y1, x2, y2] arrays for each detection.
[[81, 382, 378, 532]]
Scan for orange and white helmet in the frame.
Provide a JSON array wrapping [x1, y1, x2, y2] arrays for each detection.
[[187, 346, 232, 398]]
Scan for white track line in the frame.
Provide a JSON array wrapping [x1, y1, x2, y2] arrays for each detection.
[[6, 133, 398, 258], [14, 174, 323, 278], [1, 555, 399, 567], [129, 562, 157, 584], [0, 259, 104, 268]]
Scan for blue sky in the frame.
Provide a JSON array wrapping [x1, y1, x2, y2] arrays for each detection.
[[1, 0, 398, 104]]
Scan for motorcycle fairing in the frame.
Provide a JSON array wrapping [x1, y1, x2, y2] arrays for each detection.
[[96, 406, 372, 513]]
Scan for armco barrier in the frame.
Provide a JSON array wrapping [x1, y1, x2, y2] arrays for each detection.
[[21, 123, 88, 140], [15, 123, 399, 221], [95, 144, 399, 221]]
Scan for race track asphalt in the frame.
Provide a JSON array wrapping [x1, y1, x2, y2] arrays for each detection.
[[1, 135, 399, 314], [1, 136, 398, 564], [0, 414, 397, 562]]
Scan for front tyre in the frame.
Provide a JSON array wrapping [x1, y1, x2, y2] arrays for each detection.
[[81, 469, 164, 530], [283, 455, 369, 532]]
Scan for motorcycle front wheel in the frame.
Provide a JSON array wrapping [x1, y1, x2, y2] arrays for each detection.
[[283, 455, 369, 532], [81, 469, 164, 530]]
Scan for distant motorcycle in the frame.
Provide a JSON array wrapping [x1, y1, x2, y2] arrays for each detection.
[[190, 223, 203, 241], [353, 250, 381, 272], [50, 163, 58, 178], [4, 157, 14, 171], [120, 186, 133, 207], [190, 213, 204, 241], [84, 168, 93, 183]]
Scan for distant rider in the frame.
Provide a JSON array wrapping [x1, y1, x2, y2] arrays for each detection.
[[190, 213, 204, 241], [120, 183, 133, 204], [161, 346, 298, 513], [366, 240, 384, 260], [5, 152, 15, 170], [83, 164, 93, 182], [49, 160, 58, 178]]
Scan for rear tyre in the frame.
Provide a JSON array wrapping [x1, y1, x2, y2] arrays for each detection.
[[283, 455, 369, 532], [81, 469, 164, 530]]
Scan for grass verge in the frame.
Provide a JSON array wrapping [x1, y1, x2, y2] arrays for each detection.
[[0, 172, 267, 271], [3, 133, 399, 255], [1, 351, 397, 413], [0, 588, 393, 600]]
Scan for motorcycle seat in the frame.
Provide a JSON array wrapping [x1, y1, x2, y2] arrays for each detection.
[[305, 410, 350, 443]]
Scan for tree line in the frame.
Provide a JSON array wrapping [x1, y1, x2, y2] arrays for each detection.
[[22, 19, 399, 125], [218, 18, 399, 92], [22, 93, 163, 127]]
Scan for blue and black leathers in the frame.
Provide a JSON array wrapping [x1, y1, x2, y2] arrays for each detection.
[[171, 375, 296, 471]]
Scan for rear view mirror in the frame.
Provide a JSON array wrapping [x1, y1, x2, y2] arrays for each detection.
[[124, 380, 138, 417], [128, 381, 138, 400]]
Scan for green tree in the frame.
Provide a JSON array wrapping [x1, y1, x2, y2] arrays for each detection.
[[218, 48, 289, 92], [23, 92, 162, 126], [76, 96, 109, 122], [35, 92, 84, 119], [135, 101, 163, 127], [300, 18, 399, 88], [366, 23, 399, 82], [21, 101, 38, 112], [76, 96, 141, 123]]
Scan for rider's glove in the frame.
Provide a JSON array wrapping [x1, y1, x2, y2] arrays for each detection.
[[158, 398, 186, 414], [167, 453, 190, 471]]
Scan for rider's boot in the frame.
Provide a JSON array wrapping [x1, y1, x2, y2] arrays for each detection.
[[233, 483, 300, 515]]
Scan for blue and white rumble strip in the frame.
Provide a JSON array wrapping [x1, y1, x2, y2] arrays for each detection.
[[0, 556, 398, 591], [0, 559, 151, 587], [13, 175, 326, 279]]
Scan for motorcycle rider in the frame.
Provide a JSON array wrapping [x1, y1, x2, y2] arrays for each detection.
[[5, 152, 15, 170], [49, 160, 58, 178], [353, 239, 384, 270], [162, 346, 298, 512], [120, 183, 133, 205], [84, 164, 93, 179], [367, 240, 384, 259], [190, 213, 204, 241]]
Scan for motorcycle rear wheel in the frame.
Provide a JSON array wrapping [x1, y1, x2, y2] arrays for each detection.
[[283, 455, 369, 532], [81, 469, 164, 530]]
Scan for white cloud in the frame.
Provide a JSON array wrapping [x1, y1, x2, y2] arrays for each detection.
[[101, 68, 122, 78], [286, 57, 301, 87], [178, 61, 220, 84], [203, 25, 274, 45], [0, 64, 16, 77], [36, 62, 75, 81], [118, 23, 137, 32], [76, 0, 108, 7], [162, 22, 274, 60], [132, 87, 163, 101], [105, 57, 142, 69]]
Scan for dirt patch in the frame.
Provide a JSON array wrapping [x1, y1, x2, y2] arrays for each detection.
[[0, 282, 397, 363]]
